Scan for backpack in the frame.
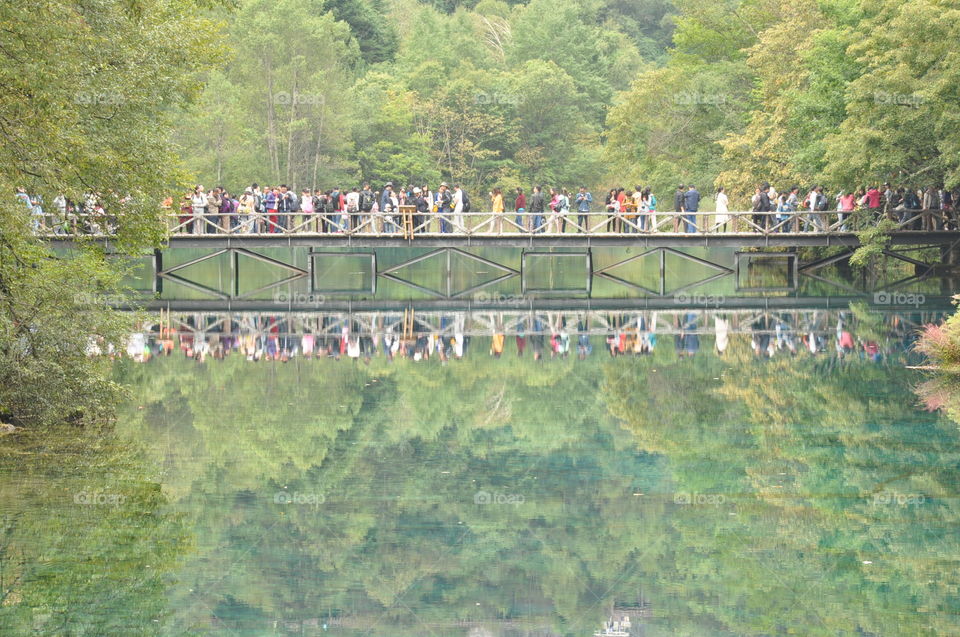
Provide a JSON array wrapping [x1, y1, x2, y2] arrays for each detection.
[[461, 190, 471, 213], [815, 193, 828, 211], [649, 194, 657, 210], [359, 190, 374, 211]]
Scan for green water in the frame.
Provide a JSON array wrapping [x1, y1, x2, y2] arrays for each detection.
[[2, 325, 959, 636]]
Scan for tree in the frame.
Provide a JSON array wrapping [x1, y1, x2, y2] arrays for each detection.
[[0, 0, 223, 427]]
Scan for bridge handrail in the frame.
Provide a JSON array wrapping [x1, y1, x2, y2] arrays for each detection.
[[35, 208, 956, 238]]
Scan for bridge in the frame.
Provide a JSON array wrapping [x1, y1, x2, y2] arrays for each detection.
[[47, 210, 960, 312], [43, 209, 960, 248]]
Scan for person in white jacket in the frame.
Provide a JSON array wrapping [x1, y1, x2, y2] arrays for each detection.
[[452, 185, 465, 232]]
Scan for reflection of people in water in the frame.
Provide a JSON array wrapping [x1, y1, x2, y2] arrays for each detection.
[[802, 310, 826, 355], [638, 312, 657, 355], [531, 315, 545, 361], [836, 314, 855, 358], [516, 316, 527, 357], [489, 313, 505, 358], [775, 316, 796, 356], [106, 308, 934, 366], [674, 312, 699, 358], [751, 315, 772, 358], [548, 313, 570, 358], [714, 315, 728, 355], [577, 317, 592, 360]]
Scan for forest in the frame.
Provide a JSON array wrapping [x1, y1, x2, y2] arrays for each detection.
[[177, 0, 960, 206]]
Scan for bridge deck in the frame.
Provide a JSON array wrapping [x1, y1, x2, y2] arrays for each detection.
[[48, 230, 960, 249]]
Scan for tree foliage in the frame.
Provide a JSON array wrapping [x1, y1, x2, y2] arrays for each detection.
[[0, 0, 223, 427]]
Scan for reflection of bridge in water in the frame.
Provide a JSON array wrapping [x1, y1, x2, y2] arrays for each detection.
[[149, 307, 943, 341]]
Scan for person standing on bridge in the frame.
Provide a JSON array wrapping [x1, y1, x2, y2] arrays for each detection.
[[413, 187, 429, 233], [452, 184, 466, 232], [752, 182, 772, 231], [205, 187, 221, 234], [238, 188, 256, 233], [277, 185, 296, 233], [490, 188, 504, 234], [379, 183, 394, 232], [683, 184, 700, 233], [558, 188, 570, 233], [437, 182, 452, 233], [514, 187, 526, 232], [784, 186, 799, 232], [359, 183, 375, 233], [922, 186, 940, 231], [714, 186, 729, 232], [530, 185, 546, 233], [575, 186, 592, 233], [263, 187, 278, 233], [345, 187, 360, 232], [672, 184, 685, 233], [190, 186, 206, 235]]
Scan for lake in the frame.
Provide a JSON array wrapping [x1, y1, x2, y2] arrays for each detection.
[[2, 251, 959, 636]]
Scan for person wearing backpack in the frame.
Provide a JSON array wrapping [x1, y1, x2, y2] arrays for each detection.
[[752, 182, 772, 231], [558, 188, 570, 233], [359, 183, 375, 233], [345, 187, 360, 232], [813, 186, 829, 232]]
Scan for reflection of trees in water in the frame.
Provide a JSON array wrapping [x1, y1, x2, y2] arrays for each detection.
[[104, 347, 960, 635], [0, 428, 189, 635]]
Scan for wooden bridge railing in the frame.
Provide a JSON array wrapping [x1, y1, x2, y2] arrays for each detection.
[[36, 208, 959, 238]]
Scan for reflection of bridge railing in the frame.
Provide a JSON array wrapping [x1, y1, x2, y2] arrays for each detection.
[[38, 209, 960, 239], [151, 308, 939, 341], [139, 297, 957, 313]]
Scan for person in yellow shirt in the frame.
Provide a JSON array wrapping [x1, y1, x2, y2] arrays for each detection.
[[490, 187, 504, 234]]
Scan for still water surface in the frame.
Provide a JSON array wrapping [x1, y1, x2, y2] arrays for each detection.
[[1, 306, 959, 636]]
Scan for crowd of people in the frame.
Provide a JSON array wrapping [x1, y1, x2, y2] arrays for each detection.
[[165, 180, 960, 235], [17, 181, 960, 235], [100, 311, 922, 365]]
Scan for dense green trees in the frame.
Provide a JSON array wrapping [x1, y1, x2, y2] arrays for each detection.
[[0, 0, 222, 427], [178, 0, 960, 205], [177, 0, 674, 194], [611, 0, 960, 203]]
